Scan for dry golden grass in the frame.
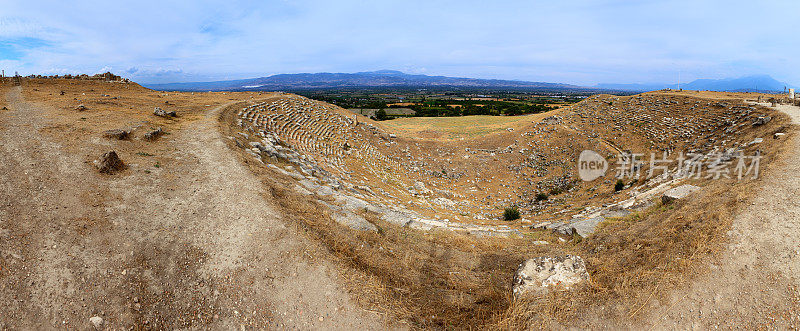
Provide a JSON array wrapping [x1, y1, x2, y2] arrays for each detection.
[[377, 111, 562, 140]]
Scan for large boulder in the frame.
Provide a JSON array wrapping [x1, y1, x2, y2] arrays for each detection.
[[95, 151, 125, 174], [512, 255, 591, 298], [661, 184, 701, 204]]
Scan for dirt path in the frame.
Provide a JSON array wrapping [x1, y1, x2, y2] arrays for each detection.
[[0, 86, 386, 329], [643, 103, 800, 329]]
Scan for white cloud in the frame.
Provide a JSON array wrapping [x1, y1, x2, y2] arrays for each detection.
[[0, 0, 797, 85], [0, 17, 44, 38]]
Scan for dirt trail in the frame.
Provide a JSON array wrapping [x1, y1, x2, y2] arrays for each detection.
[[0, 86, 386, 329], [644, 103, 800, 328]]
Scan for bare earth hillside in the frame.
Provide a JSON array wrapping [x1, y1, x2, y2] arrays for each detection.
[[0, 80, 386, 329]]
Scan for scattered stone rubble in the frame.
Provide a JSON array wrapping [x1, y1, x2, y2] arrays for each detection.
[[565, 94, 765, 154], [528, 94, 775, 238], [234, 95, 521, 236], [229, 93, 775, 238]]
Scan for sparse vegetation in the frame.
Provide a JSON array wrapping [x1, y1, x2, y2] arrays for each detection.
[[615, 179, 625, 191], [504, 206, 521, 221], [535, 192, 549, 201], [373, 108, 388, 121]]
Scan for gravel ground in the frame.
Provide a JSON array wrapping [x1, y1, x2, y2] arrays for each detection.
[[643, 102, 800, 329], [0, 86, 387, 329]]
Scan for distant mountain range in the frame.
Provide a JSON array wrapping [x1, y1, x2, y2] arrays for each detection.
[[596, 75, 793, 92], [143, 70, 595, 92], [143, 71, 794, 93]]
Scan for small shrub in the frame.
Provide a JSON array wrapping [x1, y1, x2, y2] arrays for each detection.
[[614, 179, 625, 192], [375, 109, 388, 121], [503, 207, 521, 221], [535, 192, 549, 201]]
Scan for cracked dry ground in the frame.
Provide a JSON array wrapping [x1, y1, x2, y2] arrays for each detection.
[[0, 86, 388, 329]]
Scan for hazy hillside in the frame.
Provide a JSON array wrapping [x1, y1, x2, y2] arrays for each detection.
[[597, 75, 793, 92], [144, 70, 591, 92], [682, 74, 789, 91]]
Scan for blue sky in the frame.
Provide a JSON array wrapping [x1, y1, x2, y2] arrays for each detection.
[[1, 0, 797, 85]]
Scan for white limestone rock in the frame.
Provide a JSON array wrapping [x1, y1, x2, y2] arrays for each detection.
[[89, 316, 103, 329], [661, 184, 701, 204], [570, 216, 605, 238], [513, 255, 590, 298]]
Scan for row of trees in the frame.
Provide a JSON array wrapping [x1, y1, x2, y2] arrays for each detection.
[[407, 102, 555, 117]]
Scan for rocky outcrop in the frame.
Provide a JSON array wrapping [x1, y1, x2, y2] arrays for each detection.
[[512, 255, 590, 298], [570, 216, 605, 238], [661, 184, 701, 204]]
